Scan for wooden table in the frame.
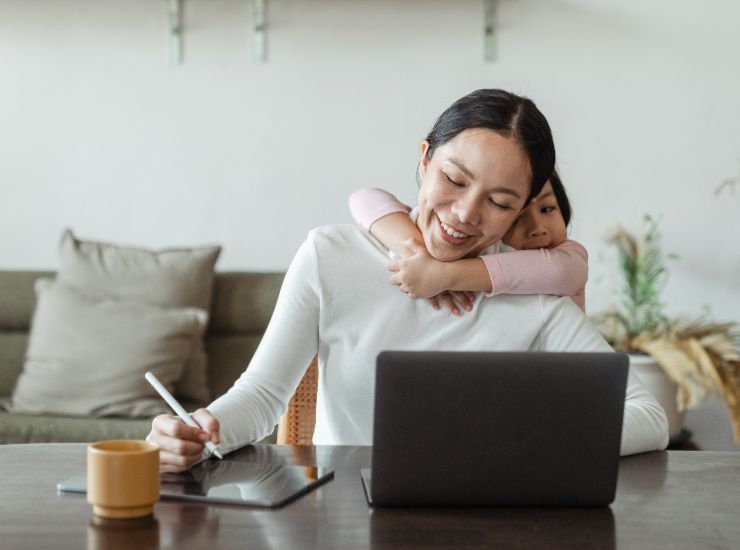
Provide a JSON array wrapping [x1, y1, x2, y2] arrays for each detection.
[[1, 443, 738, 549]]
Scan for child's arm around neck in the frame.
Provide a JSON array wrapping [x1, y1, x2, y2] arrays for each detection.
[[348, 186, 588, 311], [349, 187, 492, 296]]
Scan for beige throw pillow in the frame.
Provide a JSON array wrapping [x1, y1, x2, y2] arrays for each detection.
[[57, 229, 220, 404], [11, 280, 208, 418]]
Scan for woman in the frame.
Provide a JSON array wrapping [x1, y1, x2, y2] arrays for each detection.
[[149, 89, 668, 472]]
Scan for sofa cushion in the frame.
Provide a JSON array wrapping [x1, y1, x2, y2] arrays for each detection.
[[57, 229, 220, 403], [0, 333, 28, 398], [0, 410, 152, 444], [0, 410, 278, 445], [0, 271, 51, 396], [10, 280, 207, 418]]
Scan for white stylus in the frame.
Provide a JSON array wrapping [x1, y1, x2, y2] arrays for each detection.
[[145, 371, 223, 459]]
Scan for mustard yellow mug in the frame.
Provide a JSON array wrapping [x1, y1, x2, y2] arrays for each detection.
[[87, 440, 160, 519]]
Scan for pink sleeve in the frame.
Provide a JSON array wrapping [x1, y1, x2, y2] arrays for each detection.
[[481, 240, 588, 311], [348, 187, 411, 231]]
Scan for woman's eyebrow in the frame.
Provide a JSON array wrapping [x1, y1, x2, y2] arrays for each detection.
[[448, 158, 475, 179], [491, 187, 522, 198]]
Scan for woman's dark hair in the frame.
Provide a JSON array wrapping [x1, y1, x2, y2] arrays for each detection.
[[424, 89, 555, 205], [549, 169, 572, 227]]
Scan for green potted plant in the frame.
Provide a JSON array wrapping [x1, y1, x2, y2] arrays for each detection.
[[593, 214, 740, 442]]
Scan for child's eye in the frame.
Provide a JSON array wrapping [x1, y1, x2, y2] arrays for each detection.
[[541, 206, 557, 214]]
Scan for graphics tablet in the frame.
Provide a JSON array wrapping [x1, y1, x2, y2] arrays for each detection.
[[58, 459, 334, 508]]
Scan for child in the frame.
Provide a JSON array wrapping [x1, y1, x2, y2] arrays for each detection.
[[348, 171, 587, 314]]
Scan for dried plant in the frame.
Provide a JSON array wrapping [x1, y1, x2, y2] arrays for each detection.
[[594, 215, 740, 440]]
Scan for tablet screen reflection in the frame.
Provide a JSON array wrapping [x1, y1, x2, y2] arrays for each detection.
[[161, 459, 332, 507]]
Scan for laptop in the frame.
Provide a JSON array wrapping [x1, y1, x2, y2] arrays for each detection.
[[361, 351, 628, 507]]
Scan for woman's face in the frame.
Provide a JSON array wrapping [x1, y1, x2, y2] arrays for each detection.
[[502, 180, 567, 250], [416, 129, 532, 261]]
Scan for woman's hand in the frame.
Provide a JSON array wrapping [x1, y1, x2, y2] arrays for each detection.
[[427, 291, 476, 316], [388, 239, 475, 315], [147, 409, 220, 473]]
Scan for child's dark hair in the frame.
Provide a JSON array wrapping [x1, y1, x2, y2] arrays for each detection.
[[549, 169, 572, 226]]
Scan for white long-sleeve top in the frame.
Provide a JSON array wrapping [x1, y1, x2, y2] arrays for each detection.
[[208, 225, 668, 456]]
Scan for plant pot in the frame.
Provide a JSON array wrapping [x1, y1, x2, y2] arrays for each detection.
[[629, 354, 685, 441]]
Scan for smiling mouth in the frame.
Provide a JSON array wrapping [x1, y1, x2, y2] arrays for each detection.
[[437, 216, 471, 243]]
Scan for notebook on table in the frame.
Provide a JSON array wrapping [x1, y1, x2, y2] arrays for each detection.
[[361, 351, 628, 507]]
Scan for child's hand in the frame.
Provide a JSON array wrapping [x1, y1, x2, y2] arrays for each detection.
[[388, 238, 451, 299], [388, 239, 476, 316]]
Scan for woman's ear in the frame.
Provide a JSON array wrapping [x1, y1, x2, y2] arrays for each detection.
[[419, 140, 431, 178]]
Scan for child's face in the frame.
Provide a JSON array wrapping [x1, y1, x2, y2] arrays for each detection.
[[502, 181, 567, 250]]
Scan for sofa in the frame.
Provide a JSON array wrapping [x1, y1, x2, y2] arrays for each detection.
[[0, 270, 285, 444]]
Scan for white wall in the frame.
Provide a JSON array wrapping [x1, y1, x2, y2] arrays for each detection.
[[1, 0, 739, 321]]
